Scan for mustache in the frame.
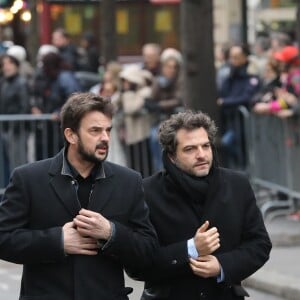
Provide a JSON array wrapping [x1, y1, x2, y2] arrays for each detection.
[[96, 142, 109, 149]]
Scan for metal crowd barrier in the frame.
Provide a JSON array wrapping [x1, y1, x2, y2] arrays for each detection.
[[246, 113, 300, 220], [0, 114, 62, 196]]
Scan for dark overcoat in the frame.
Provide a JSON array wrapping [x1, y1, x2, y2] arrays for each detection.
[[136, 167, 271, 300], [0, 150, 157, 300]]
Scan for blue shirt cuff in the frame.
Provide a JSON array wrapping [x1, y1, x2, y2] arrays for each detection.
[[217, 265, 225, 283], [187, 238, 199, 258]]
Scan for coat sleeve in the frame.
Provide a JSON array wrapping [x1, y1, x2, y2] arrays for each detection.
[[215, 177, 272, 285], [126, 239, 193, 283], [101, 174, 158, 269], [0, 168, 66, 264], [221, 76, 260, 107]]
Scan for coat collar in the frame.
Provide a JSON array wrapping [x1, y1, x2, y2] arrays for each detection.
[[48, 149, 115, 217]]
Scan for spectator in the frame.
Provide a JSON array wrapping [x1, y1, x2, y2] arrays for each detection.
[[32, 52, 81, 117], [218, 44, 260, 169], [141, 43, 161, 76], [119, 66, 153, 176], [0, 54, 30, 172], [36, 44, 59, 68], [52, 28, 78, 70], [6, 45, 34, 86], [31, 52, 81, 159], [252, 59, 282, 114], [146, 48, 184, 172], [77, 32, 100, 73], [251, 35, 271, 77], [272, 46, 300, 119]]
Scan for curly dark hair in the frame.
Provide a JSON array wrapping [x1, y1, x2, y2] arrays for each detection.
[[158, 110, 218, 156]]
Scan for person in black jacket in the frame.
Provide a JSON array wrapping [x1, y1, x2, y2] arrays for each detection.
[[130, 110, 271, 300], [0, 92, 157, 300], [0, 54, 30, 174], [218, 44, 260, 169]]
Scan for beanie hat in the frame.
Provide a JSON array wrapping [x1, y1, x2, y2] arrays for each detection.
[[160, 48, 182, 65], [7, 45, 26, 63], [37, 44, 59, 62]]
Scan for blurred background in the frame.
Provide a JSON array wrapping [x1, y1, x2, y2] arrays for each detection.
[[0, 1, 300, 299]]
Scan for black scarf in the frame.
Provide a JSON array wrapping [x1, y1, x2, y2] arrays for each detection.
[[162, 152, 212, 210]]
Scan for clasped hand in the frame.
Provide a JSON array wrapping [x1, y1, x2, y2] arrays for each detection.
[[63, 209, 112, 256], [190, 221, 221, 278]]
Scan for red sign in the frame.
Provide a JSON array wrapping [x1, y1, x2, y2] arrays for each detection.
[[150, 0, 180, 4]]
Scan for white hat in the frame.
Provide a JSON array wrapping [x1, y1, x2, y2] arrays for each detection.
[[37, 44, 58, 62], [120, 65, 145, 86], [160, 48, 182, 65], [7, 45, 27, 63]]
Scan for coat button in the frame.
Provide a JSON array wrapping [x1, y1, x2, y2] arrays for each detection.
[[171, 259, 177, 265]]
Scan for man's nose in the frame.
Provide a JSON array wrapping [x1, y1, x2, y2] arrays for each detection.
[[196, 147, 205, 158], [101, 130, 110, 141]]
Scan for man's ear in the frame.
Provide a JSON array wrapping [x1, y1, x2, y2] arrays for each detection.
[[64, 128, 77, 145]]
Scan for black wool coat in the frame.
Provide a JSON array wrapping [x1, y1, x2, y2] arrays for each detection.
[[134, 167, 271, 300], [0, 150, 157, 300]]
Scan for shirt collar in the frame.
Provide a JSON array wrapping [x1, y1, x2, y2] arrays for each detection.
[[61, 147, 105, 180]]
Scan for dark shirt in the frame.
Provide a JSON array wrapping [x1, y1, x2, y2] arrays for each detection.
[[70, 165, 98, 209], [61, 149, 105, 209]]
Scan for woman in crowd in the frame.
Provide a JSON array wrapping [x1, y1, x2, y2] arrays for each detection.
[[0, 54, 30, 174]]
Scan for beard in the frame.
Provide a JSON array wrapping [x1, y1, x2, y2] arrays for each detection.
[[77, 139, 109, 164]]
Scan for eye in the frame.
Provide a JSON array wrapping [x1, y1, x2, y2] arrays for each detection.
[[184, 147, 194, 153], [203, 143, 211, 149], [89, 128, 100, 135]]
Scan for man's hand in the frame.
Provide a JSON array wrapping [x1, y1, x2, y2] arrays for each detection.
[[63, 221, 99, 255], [194, 221, 220, 256], [189, 255, 221, 278], [74, 209, 112, 240]]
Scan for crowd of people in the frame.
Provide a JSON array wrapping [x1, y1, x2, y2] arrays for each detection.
[[1, 29, 300, 191], [216, 32, 300, 170], [0, 33, 184, 178]]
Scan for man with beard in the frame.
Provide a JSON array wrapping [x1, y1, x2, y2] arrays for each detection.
[[0, 92, 157, 300], [131, 111, 271, 300]]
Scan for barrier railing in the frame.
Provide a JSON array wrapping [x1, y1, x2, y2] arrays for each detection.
[[0, 114, 152, 197], [246, 113, 300, 220], [0, 114, 62, 195]]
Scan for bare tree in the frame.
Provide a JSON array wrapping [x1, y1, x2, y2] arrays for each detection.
[[180, 0, 218, 124], [101, 0, 117, 65]]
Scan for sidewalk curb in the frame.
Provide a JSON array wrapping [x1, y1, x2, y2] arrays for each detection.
[[270, 233, 300, 247], [244, 269, 300, 300]]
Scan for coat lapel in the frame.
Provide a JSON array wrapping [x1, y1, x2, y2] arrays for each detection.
[[48, 150, 81, 217], [88, 161, 115, 212], [50, 175, 80, 217]]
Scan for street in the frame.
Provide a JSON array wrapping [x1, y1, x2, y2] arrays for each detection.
[[1, 260, 285, 300]]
